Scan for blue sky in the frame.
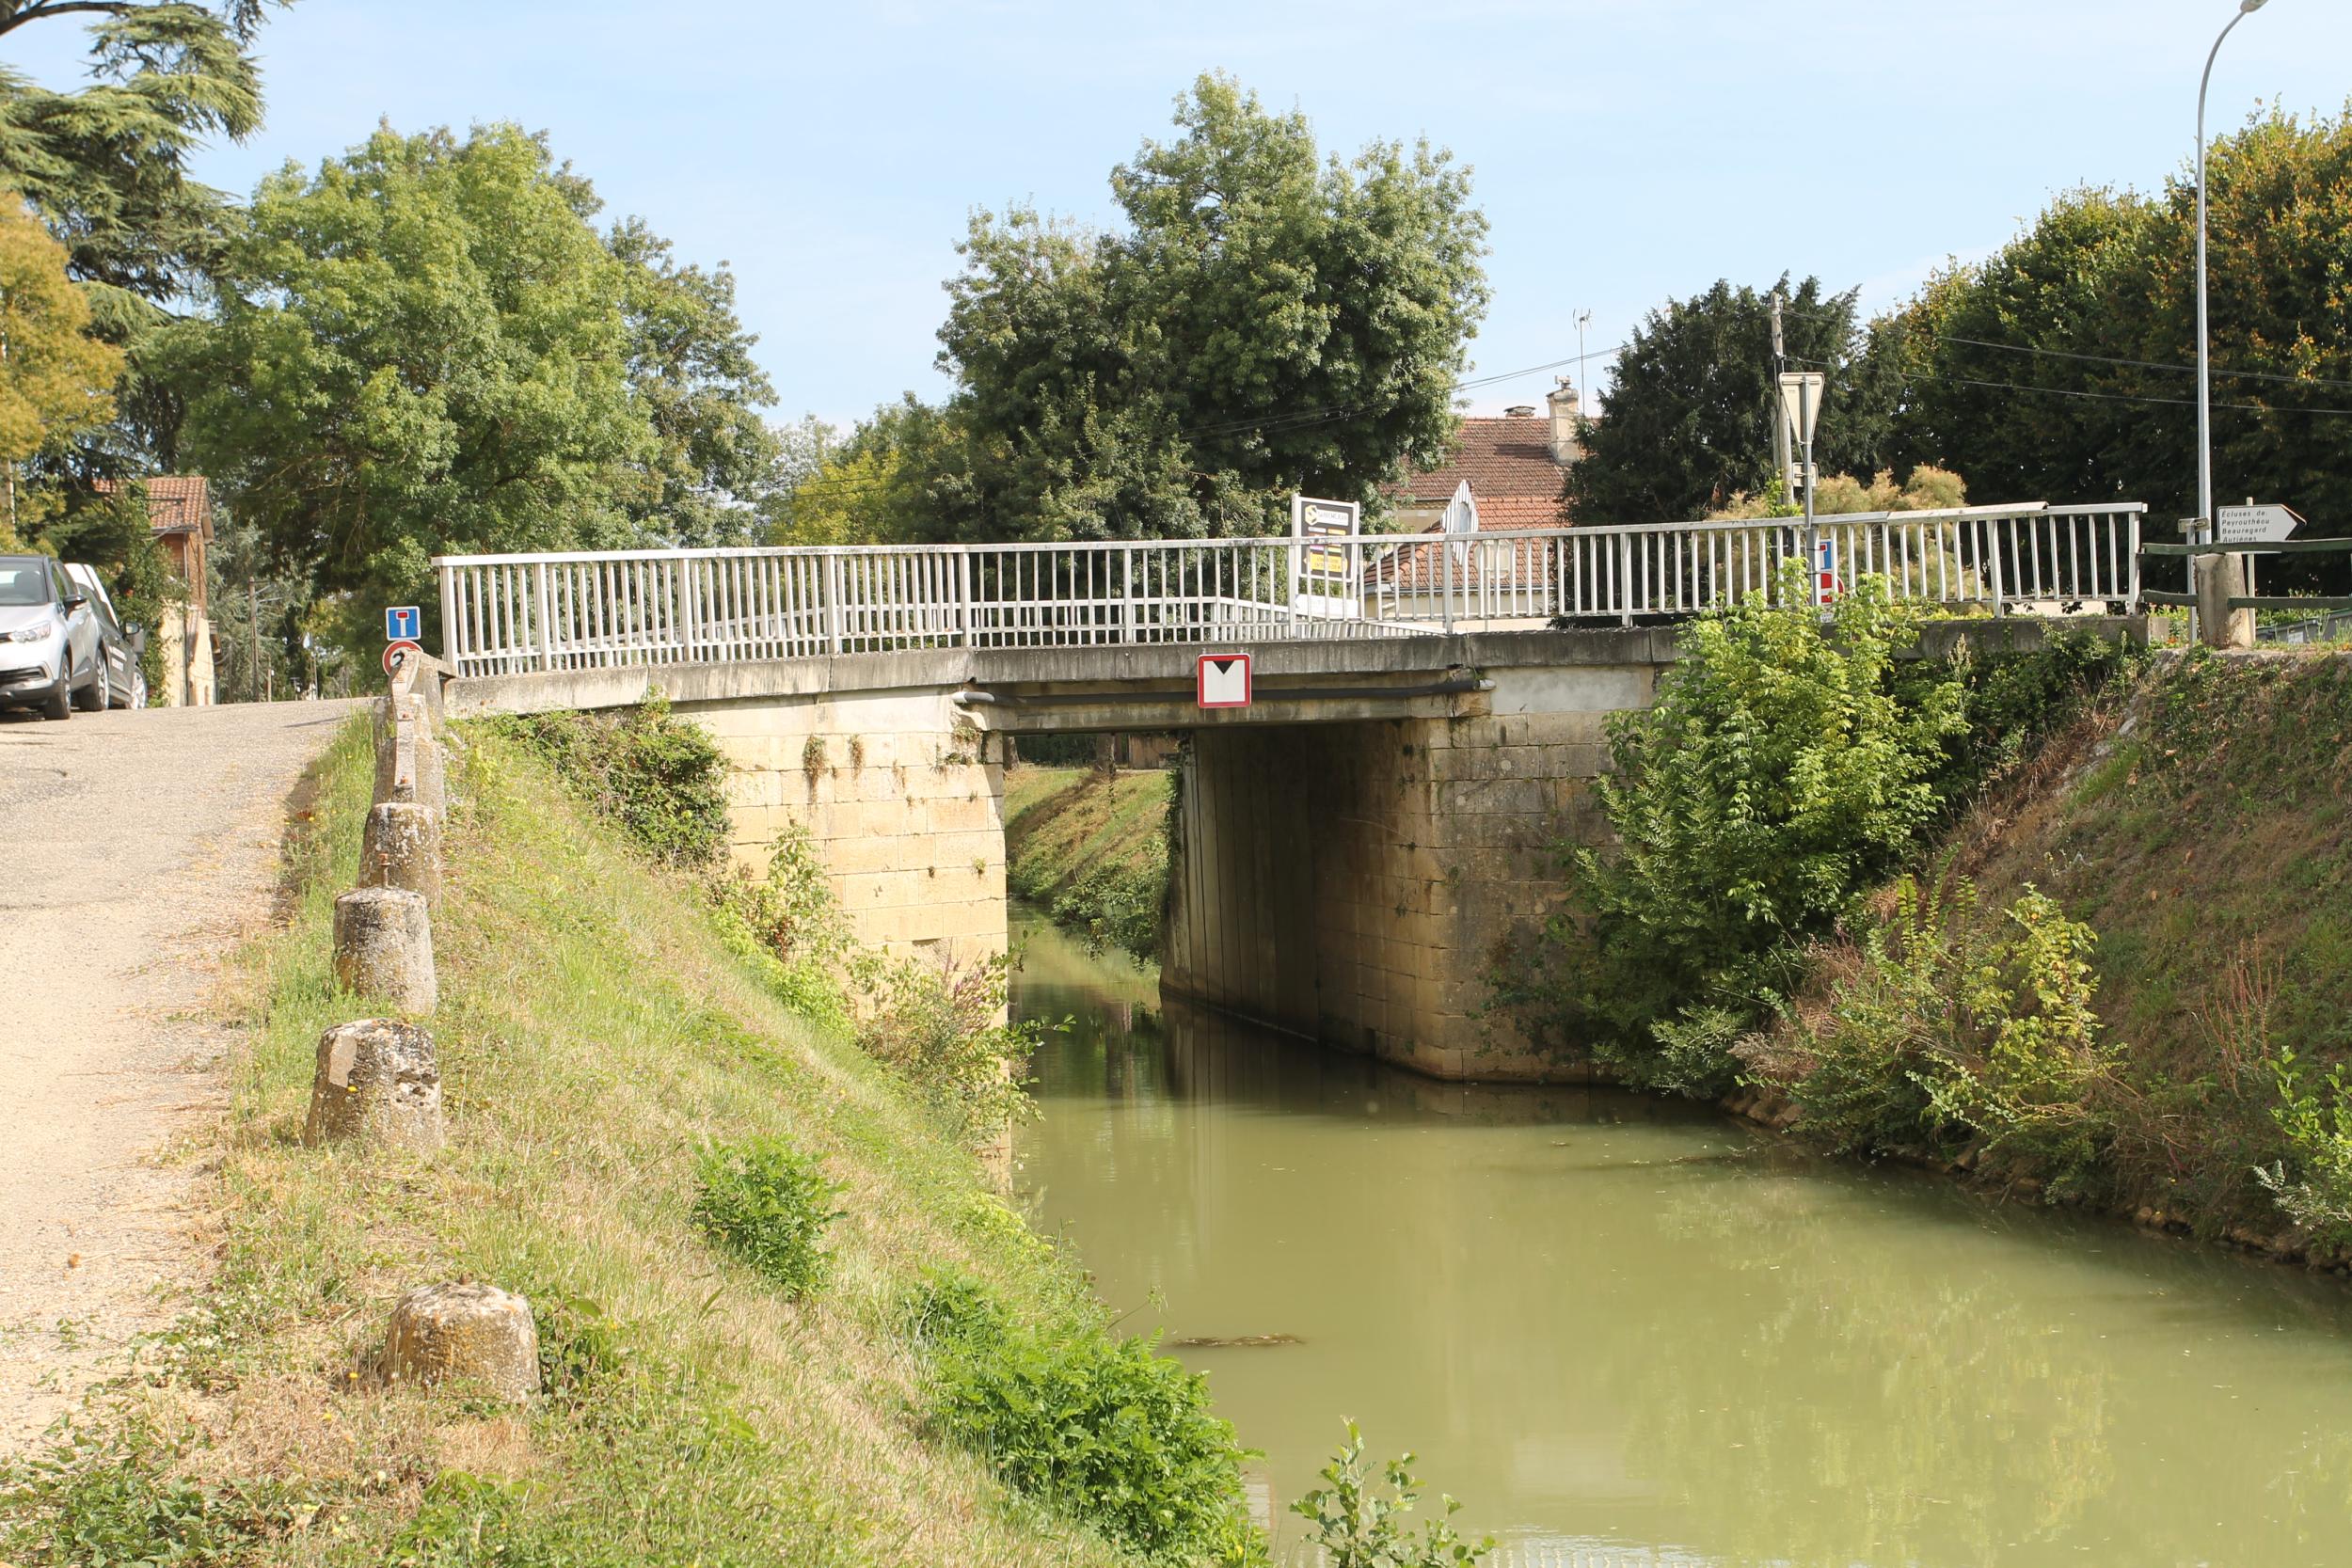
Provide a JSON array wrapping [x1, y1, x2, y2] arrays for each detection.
[[9, 1, 2348, 427]]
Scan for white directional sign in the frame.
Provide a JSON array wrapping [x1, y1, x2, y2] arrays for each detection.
[[2215, 503, 2301, 546], [1196, 653, 1251, 709]]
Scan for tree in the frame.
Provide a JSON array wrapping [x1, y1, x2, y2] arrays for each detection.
[[1889, 105, 2352, 550], [1565, 276, 1902, 526], [610, 216, 783, 546], [0, 192, 119, 544], [764, 400, 949, 546], [917, 72, 1489, 543], [169, 123, 650, 653]]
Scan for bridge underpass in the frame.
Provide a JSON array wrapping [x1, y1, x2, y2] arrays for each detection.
[[433, 503, 2146, 1079]]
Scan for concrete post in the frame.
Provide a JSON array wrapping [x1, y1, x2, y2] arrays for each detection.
[[333, 887, 437, 1013], [2193, 550, 2255, 649], [381, 1283, 538, 1401], [362, 800, 442, 910], [304, 1019, 444, 1153]]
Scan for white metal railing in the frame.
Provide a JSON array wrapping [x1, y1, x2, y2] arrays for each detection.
[[432, 503, 2143, 677]]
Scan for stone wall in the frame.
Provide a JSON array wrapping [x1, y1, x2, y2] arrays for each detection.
[[681, 688, 1009, 967], [1164, 662, 1659, 1081]]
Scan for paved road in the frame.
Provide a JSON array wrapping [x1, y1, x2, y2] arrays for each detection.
[[0, 698, 358, 1453]]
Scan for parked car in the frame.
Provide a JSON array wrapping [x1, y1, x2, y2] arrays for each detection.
[[0, 554, 104, 720], [62, 562, 147, 710]]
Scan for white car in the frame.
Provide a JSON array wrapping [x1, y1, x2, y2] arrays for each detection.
[[0, 553, 105, 720]]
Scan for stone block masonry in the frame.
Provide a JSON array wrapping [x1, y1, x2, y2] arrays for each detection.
[[1163, 661, 1659, 1082], [680, 686, 1009, 970]]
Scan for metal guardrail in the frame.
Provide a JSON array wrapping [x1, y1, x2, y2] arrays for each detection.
[[2137, 535, 2352, 612], [431, 503, 2145, 678]]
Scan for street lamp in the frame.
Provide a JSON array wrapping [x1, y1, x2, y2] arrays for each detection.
[[2195, 0, 2271, 535]]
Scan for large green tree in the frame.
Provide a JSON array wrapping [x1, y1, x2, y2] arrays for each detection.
[[909, 72, 1488, 543], [1565, 276, 1902, 525], [169, 123, 651, 651], [1890, 104, 2352, 547]]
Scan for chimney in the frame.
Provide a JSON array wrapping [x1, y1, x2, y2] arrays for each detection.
[[1547, 377, 1582, 466], [1503, 404, 1536, 418]]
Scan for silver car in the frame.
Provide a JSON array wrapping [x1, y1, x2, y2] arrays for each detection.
[[0, 554, 105, 720], [62, 562, 147, 710]]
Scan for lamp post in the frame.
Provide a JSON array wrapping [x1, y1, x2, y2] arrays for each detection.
[[2195, 0, 2270, 536]]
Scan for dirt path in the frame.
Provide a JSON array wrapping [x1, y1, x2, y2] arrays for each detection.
[[0, 698, 358, 1455]]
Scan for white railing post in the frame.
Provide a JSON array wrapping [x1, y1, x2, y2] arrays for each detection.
[[673, 556, 698, 665], [823, 552, 845, 655], [532, 562, 552, 671], [437, 564, 463, 673], [1618, 531, 1634, 626], [957, 546, 973, 647]]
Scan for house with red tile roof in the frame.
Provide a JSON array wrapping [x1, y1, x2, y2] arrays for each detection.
[[94, 475, 217, 705], [1387, 378, 1581, 533]]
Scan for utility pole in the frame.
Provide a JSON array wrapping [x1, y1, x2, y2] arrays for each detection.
[[248, 578, 263, 704], [1770, 290, 1794, 502]]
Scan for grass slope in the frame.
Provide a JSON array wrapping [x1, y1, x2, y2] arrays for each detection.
[[1004, 767, 1173, 961], [1945, 647, 2352, 1232], [4, 719, 1132, 1567]]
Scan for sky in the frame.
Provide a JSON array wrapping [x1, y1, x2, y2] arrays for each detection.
[[8, 0, 2348, 428]]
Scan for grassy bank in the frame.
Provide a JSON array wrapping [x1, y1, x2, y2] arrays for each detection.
[[0, 721, 1195, 1566], [1744, 648, 2352, 1264], [1004, 766, 1173, 962]]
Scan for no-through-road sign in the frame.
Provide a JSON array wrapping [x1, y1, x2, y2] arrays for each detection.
[[385, 605, 421, 641], [1197, 653, 1251, 708]]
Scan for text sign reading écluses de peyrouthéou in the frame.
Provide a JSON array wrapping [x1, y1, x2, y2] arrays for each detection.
[[385, 605, 421, 641], [1197, 653, 1251, 708]]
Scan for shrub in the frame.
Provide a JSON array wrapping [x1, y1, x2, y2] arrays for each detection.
[[496, 693, 731, 867], [690, 1138, 844, 1299], [856, 954, 1041, 1141], [1292, 1422, 1492, 1568], [913, 1274, 1251, 1562], [2256, 1048, 2352, 1246], [1750, 876, 2121, 1195], [1553, 563, 1965, 1094]]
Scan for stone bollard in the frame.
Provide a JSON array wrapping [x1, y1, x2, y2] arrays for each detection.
[[362, 800, 442, 910], [2193, 550, 2256, 649], [381, 1283, 538, 1401], [333, 887, 437, 1013], [303, 1019, 444, 1153]]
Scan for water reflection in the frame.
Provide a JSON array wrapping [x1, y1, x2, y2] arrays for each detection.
[[1010, 912, 2352, 1567]]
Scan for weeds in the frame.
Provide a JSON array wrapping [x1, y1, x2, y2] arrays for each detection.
[[691, 1137, 845, 1299], [1292, 1422, 1492, 1568]]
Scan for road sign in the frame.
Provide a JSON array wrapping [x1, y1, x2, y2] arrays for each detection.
[[1777, 372, 1825, 450], [1816, 537, 1840, 602], [383, 638, 423, 675], [2215, 503, 2301, 545], [1290, 495, 1362, 619], [385, 605, 421, 641], [1196, 653, 1251, 709]]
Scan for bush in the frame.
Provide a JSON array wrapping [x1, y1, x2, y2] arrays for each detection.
[[857, 954, 1041, 1142], [912, 1274, 1251, 1562], [1049, 840, 1168, 959], [496, 693, 731, 867], [1749, 876, 2121, 1195], [2257, 1048, 2352, 1246], [1552, 564, 1964, 1095], [691, 1138, 844, 1299], [1293, 1422, 1492, 1568]]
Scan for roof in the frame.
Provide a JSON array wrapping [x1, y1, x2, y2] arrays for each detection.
[[95, 475, 214, 540], [1390, 416, 1571, 531]]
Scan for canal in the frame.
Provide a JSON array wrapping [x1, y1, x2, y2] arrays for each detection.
[[1009, 909, 2352, 1567]]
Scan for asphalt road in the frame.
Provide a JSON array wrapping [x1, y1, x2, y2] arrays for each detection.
[[0, 697, 358, 1453]]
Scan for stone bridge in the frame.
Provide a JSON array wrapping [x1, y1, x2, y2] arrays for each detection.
[[433, 506, 2145, 1079]]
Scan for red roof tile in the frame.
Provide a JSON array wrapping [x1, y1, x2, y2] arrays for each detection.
[[95, 475, 213, 538], [1392, 417, 1571, 519]]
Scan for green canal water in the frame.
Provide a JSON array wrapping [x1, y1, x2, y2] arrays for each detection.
[[1008, 909, 2352, 1568]]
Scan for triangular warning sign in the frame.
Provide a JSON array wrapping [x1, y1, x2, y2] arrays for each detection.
[[1197, 653, 1251, 708]]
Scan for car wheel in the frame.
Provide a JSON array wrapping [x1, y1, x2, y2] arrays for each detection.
[[41, 676, 71, 721], [129, 669, 147, 710], [72, 662, 106, 713]]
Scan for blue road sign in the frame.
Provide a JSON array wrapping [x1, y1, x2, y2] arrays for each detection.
[[385, 605, 421, 641]]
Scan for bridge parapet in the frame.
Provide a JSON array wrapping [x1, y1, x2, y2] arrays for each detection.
[[433, 502, 2142, 677]]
